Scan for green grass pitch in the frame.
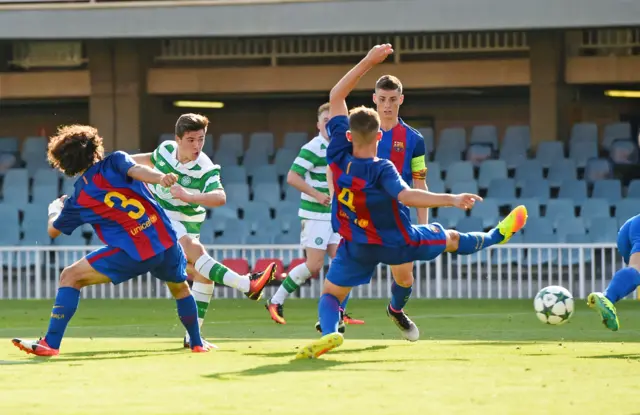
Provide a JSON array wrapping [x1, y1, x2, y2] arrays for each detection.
[[1, 298, 639, 415]]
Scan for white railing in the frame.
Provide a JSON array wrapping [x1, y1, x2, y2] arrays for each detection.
[[0, 243, 632, 301]]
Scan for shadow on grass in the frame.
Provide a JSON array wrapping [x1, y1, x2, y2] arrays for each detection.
[[0, 347, 185, 365], [579, 353, 640, 362], [241, 344, 390, 358]]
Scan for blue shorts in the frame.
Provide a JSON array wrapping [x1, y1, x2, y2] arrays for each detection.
[[617, 214, 640, 265], [327, 223, 448, 287], [87, 243, 187, 285]]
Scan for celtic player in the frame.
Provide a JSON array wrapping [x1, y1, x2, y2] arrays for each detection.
[[132, 113, 276, 347]]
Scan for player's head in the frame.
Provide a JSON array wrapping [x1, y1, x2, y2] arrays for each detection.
[[175, 113, 209, 161], [372, 75, 404, 124], [47, 124, 104, 177], [346, 106, 382, 149], [317, 102, 330, 139]]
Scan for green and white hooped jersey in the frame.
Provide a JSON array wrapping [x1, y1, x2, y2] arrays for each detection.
[[289, 134, 331, 221], [148, 140, 222, 236]]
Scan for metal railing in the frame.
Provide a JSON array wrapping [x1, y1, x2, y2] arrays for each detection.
[[0, 243, 631, 301]]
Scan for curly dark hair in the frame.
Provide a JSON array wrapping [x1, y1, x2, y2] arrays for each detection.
[[47, 124, 104, 177]]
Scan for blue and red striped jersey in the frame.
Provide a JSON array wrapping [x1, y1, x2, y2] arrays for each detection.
[[327, 115, 422, 247], [53, 151, 177, 261], [377, 118, 426, 186]]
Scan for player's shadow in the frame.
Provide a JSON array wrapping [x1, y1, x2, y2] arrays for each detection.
[[241, 344, 389, 358], [579, 353, 640, 362], [0, 348, 185, 365]]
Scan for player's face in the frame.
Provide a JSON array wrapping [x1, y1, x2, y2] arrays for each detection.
[[317, 110, 330, 139], [373, 89, 404, 123], [177, 129, 206, 162]]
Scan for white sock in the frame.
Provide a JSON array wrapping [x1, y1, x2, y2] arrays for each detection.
[[195, 254, 250, 293], [271, 262, 312, 305], [185, 281, 214, 341]]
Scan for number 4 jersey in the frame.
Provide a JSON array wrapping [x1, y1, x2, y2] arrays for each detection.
[[53, 151, 178, 261]]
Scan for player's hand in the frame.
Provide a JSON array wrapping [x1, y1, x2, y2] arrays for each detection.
[[364, 44, 394, 65], [48, 196, 66, 217], [160, 173, 178, 187], [314, 191, 331, 206], [170, 185, 193, 203], [453, 193, 483, 210]]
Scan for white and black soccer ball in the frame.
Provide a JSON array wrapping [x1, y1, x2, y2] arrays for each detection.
[[533, 285, 575, 325]]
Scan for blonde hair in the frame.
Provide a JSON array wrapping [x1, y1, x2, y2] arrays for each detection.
[[348, 106, 381, 144]]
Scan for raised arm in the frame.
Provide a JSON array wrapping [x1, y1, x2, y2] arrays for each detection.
[[398, 189, 480, 210], [127, 164, 177, 187], [130, 152, 153, 167]]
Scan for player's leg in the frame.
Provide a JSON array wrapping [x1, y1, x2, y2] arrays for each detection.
[[12, 249, 115, 356], [588, 217, 640, 331], [386, 262, 419, 341], [332, 240, 365, 326]]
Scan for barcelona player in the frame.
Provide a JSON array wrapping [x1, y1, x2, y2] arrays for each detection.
[[588, 214, 640, 331], [11, 125, 272, 356], [296, 44, 527, 359]]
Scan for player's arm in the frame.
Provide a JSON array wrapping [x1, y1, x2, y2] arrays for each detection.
[[286, 149, 330, 205], [130, 152, 153, 168], [327, 166, 334, 198], [127, 164, 177, 187], [48, 196, 82, 239], [170, 168, 226, 208]]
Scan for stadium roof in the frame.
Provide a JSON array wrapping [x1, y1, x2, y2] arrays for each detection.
[[0, 0, 637, 39]]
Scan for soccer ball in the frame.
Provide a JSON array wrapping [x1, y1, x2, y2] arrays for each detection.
[[533, 285, 575, 325]]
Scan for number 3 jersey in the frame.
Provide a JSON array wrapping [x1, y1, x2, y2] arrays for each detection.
[[53, 151, 178, 261], [327, 115, 423, 248]]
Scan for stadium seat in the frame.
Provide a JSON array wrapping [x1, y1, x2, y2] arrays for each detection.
[[591, 179, 622, 204], [584, 158, 613, 182], [283, 132, 309, 150], [503, 125, 531, 150], [22, 221, 51, 245], [252, 182, 281, 207], [455, 216, 484, 232], [248, 132, 275, 156], [627, 179, 640, 198], [547, 159, 577, 188], [275, 201, 299, 219], [437, 127, 466, 154], [0, 221, 20, 246], [570, 122, 598, 145], [253, 258, 284, 274], [274, 148, 298, 177], [486, 178, 516, 206], [586, 216, 618, 238], [243, 201, 272, 223], [569, 140, 598, 168], [213, 149, 239, 166], [609, 139, 638, 164], [245, 232, 275, 245], [428, 178, 445, 194], [61, 177, 75, 197], [202, 134, 214, 157], [465, 144, 492, 166], [470, 125, 498, 150], [437, 207, 465, 229], [558, 179, 588, 207], [217, 133, 244, 158], [2, 168, 28, 205], [615, 198, 639, 223], [284, 185, 300, 202], [477, 160, 507, 189], [499, 138, 527, 170], [515, 159, 543, 188], [22, 136, 47, 155], [251, 165, 278, 184], [33, 183, 59, 206], [524, 233, 558, 265], [274, 232, 298, 245], [433, 148, 462, 171], [524, 217, 554, 237], [603, 122, 631, 149], [213, 232, 245, 245], [221, 165, 247, 184], [418, 127, 434, 157], [451, 180, 478, 195], [222, 258, 250, 275], [210, 203, 240, 221], [426, 161, 441, 182], [0, 137, 18, 154], [0, 153, 17, 176], [544, 198, 575, 225], [518, 198, 541, 217], [520, 179, 550, 203], [243, 150, 270, 175], [580, 198, 611, 227], [555, 216, 586, 241], [535, 141, 565, 169], [225, 183, 250, 205], [0, 203, 20, 226], [561, 233, 592, 264], [445, 161, 473, 189]]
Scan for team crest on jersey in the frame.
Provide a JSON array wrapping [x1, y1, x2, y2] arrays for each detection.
[[355, 218, 369, 228], [180, 176, 192, 186], [393, 141, 405, 152], [429, 225, 440, 233]]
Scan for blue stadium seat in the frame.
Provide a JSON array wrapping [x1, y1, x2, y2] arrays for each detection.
[[587, 216, 619, 239], [245, 232, 275, 245], [201, 134, 214, 157], [251, 165, 278, 184], [499, 138, 527, 170], [451, 180, 478, 195], [584, 158, 613, 182], [275, 200, 298, 217], [603, 122, 631, 149], [555, 216, 586, 241], [209, 205, 239, 229], [243, 150, 270, 174], [525, 233, 558, 265], [253, 182, 281, 207], [592, 179, 622, 204], [518, 198, 541, 217], [274, 148, 298, 177], [284, 185, 300, 202], [535, 141, 565, 169], [615, 198, 639, 223], [569, 140, 598, 168], [211, 216, 241, 233], [561, 233, 592, 264], [433, 148, 462, 171], [558, 179, 588, 207], [470, 198, 499, 228], [225, 183, 250, 205], [437, 127, 466, 154], [221, 165, 247, 184], [283, 132, 309, 150], [274, 232, 298, 244], [2, 168, 29, 205], [282, 218, 301, 236], [627, 179, 640, 198], [22, 136, 47, 155], [213, 232, 245, 245], [515, 159, 543, 188], [445, 161, 474, 189], [213, 149, 239, 166], [547, 159, 577, 188], [217, 133, 244, 158], [243, 201, 272, 223], [524, 217, 554, 237], [0, 203, 20, 225], [544, 198, 575, 225], [33, 184, 59, 206], [437, 207, 465, 228], [609, 139, 638, 164], [418, 127, 434, 157], [248, 132, 275, 156], [0, 220, 20, 259], [22, 221, 51, 245], [570, 122, 598, 144], [465, 144, 492, 166], [426, 161, 441, 182], [486, 178, 516, 206], [0, 137, 19, 154], [427, 178, 445, 194], [520, 179, 550, 203], [0, 153, 17, 176], [477, 160, 507, 189], [580, 198, 611, 227], [503, 125, 531, 150], [470, 125, 498, 150]]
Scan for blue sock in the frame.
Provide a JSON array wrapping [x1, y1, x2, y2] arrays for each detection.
[[44, 287, 80, 349], [390, 281, 413, 311], [319, 293, 341, 336], [340, 292, 350, 311], [176, 295, 203, 348], [604, 267, 640, 303], [456, 229, 504, 255]]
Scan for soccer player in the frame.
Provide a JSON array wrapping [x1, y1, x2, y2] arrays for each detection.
[[132, 113, 277, 348], [265, 102, 346, 326], [11, 125, 220, 356], [295, 44, 527, 359], [588, 214, 640, 331]]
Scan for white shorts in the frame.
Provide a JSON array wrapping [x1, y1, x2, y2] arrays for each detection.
[[171, 219, 200, 240], [300, 219, 341, 250]]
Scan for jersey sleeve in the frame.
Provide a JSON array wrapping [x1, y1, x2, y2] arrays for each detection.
[[110, 151, 136, 180], [379, 160, 410, 198], [410, 132, 427, 181], [202, 166, 223, 193], [290, 144, 319, 176], [52, 197, 84, 235], [326, 115, 351, 163]]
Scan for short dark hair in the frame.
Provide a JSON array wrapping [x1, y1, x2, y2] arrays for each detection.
[[348, 106, 380, 144], [48, 125, 105, 177], [317, 102, 330, 117], [175, 113, 209, 138], [375, 75, 403, 94]]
